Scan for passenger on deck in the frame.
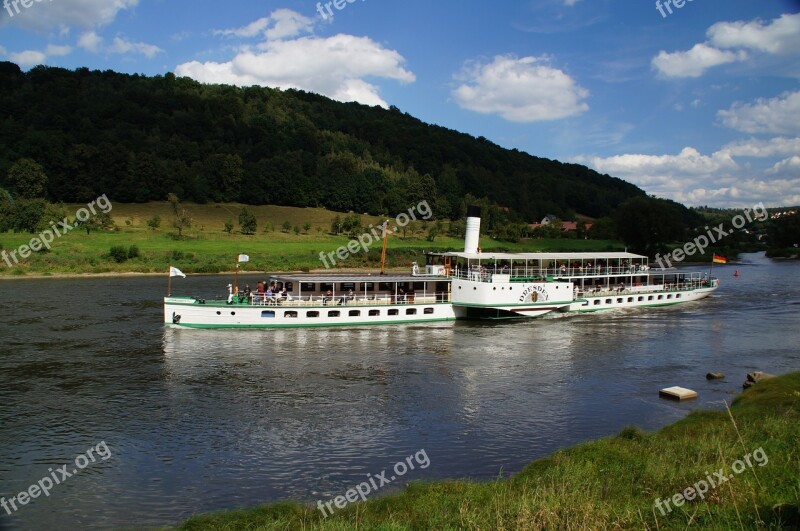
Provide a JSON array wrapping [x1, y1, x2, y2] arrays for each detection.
[[323, 290, 333, 305]]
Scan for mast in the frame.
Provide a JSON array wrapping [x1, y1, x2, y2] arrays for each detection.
[[380, 221, 389, 275]]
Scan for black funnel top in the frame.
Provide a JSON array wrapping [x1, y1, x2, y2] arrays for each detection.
[[466, 205, 481, 218]]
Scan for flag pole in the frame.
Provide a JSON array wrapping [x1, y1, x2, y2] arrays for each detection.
[[234, 255, 239, 295], [168, 261, 172, 296]]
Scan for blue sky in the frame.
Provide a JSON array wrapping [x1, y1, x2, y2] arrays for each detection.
[[1, 0, 799, 208]]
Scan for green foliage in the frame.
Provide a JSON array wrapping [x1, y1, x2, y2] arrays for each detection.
[[0, 64, 655, 223], [292, 225, 300, 235], [330, 214, 342, 235], [6, 158, 47, 199], [146, 215, 161, 231], [341, 213, 362, 238], [7, 198, 47, 233], [108, 246, 129, 263], [281, 220, 291, 233], [168, 193, 192, 237], [238, 207, 257, 235], [767, 212, 799, 249], [302, 222, 311, 234], [614, 197, 689, 255], [127, 245, 140, 259], [223, 219, 233, 234]]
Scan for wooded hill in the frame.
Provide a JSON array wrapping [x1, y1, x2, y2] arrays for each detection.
[[0, 61, 646, 225]]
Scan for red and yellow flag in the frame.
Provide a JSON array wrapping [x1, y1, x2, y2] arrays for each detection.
[[712, 254, 727, 264]]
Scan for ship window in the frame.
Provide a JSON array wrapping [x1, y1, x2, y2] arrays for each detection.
[[216, 311, 221, 315], [667, 294, 673, 299], [658, 295, 663, 300], [301, 283, 315, 292], [369, 310, 380, 316], [320, 283, 334, 292], [406, 308, 417, 315], [627, 297, 634, 303], [378, 282, 393, 291], [341, 283, 356, 291], [594, 300, 601, 306], [413, 282, 425, 291], [285, 311, 298, 318], [283, 282, 294, 292], [328, 311, 340, 317], [360, 283, 375, 292], [606, 299, 612, 304], [616, 298, 623, 303], [388, 309, 399, 316], [349, 310, 360, 317], [261, 311, 275, 318], [676, 294, 682, 299], [648, 296, 654, 301], [638, 297, 643, 302], [424, 308, 434, 314], [231, 312, 236, 316], [307, 311, 320, 318]]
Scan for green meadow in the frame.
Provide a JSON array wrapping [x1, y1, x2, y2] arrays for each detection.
[[178, 372, 800, 530], [0, 202, 621, 276]]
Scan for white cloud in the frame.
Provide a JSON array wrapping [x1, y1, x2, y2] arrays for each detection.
[[767, 155, 800, 175], [78, 31, 103, 53], [721, 137, 800, 157], [215, 9, 314, 40], [651, 43, 746, 78], [0, 46, 6, 56], [708, 13, 800, 55], [8, 50, 46, 67], [452, 55, 589, 122], [0, 0, 139, 32], [45, 44, 72, 57], [564, 0, 581, 6], [175, 33, 414, 108], [574, 147, 800, 206], [717, 90, 800, 134], [110, 36, 163, 58]]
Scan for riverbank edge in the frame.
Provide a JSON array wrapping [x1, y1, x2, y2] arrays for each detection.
[[176, 372, 800, 530]]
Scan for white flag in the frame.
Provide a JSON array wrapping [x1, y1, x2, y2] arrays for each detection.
[[238, 254, 250, 263], [169, 266, 186, 278]]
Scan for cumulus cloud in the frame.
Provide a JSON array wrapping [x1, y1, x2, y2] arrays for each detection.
[[0, 0, 139, 32], [215, 9, 314, 41], [767, 155, 800, 175], [78, 31, 103, 53], [652, 43, 746, 78], [721, 136, 800, 157], [708, 13, 800, 55], [452, 55, 589, 122], [574, 146, 800, 206], [175, 32, 414, 108], [8, 50, 46, 67], [651, 13, 800, 79], [717, 90, 800, 134], [110, 36, 163, 58]]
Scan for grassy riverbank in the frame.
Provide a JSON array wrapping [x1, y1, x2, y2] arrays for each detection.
[[0, 202, 622, 277], [179, 372, 800, 530]]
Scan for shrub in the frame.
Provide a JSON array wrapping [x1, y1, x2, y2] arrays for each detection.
[[108, 246, 129, 263], [127, 245, 140, 259]]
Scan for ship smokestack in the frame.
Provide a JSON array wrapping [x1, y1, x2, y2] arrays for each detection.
[[464, 205, 481, 254]]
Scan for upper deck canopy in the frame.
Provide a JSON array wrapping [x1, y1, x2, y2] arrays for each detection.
[[268, 273, 446, 283], [428, 251, 647, 261]]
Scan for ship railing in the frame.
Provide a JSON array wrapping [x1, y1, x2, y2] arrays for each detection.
[[574, 280, 713, 298], [450, 266, 652, 282], [239, 292, 452, 306]]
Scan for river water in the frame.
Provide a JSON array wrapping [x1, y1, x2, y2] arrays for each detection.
[[0, 252, 797, 529]]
